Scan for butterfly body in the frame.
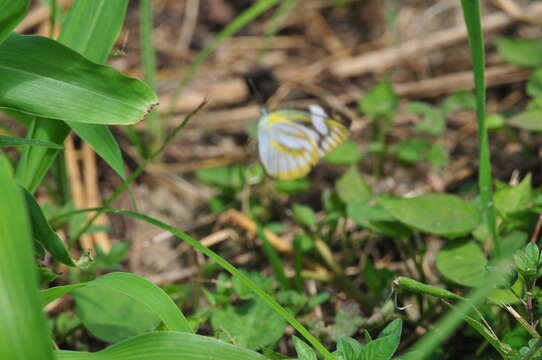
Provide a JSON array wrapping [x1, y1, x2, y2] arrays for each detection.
[[258, 105, 349, 180]]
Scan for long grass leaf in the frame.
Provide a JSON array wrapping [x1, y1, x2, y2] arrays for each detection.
[[0, 154, 53, 360], [0, 0, 29, 44], [16, 0, 130, 191], [460, 0, 499, 256], [55, 332, 267, 360]]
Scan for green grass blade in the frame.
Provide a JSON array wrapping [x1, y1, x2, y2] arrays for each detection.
[[0, 154, 54, 360], [260, 0, 299, 56], [57, 0, 128, 63], [55, 332, 267, 360], [460, 0, 499, 257], [139, 0, 161, 148], [16, 0, 130, 191], [22, 187, 75, 266], [0, 0, 29, 44], [0, 134, 62, 148], [42, 272, 192, 333], [167, 0, 279, 115], [101, 208, 335, 360], [257, 224, 290, 290], [0, 34, 157, 125]]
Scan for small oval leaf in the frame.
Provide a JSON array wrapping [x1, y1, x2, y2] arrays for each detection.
[[377, 193, 480, 238]]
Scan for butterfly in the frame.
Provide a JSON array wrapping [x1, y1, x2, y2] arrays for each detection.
[[258, 104, 349, 180]]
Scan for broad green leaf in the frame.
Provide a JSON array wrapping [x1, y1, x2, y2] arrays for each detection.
[[22, 187, 75, 266], [527, 67, 542, 98], [16, 0, 131, 191], [324, 140, 360, 165], [74, 285, 161, 343], [393, 139, 431, 164], [436, 240, 487, 287], [55, 331, 267, 360], [0, 134, 62, 148], [358, 78, 399, 118], [336, 166, 372, 205], [496, 37, 542, 68], [42, 272, 192, 333], [336, 337, 363, 360], [292, 203, 317, 228], [0, 154, 54, 360], [0, 33, 157, 125], [276, 177, 311, 194], [293, 336, 317, 360], [494, 174, 532, 217], [508, 109, 542, 131], [442, 90, 476, 114], [347, 203, 411, 238], [359, 319, 402, 360], [378, 193, 480, 238], [0, 0, 29, 45], [211, 298, 286, 350], [196, 165, 244, 190], [406, 102, 445, 135]]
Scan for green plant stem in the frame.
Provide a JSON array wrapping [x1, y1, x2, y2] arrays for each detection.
[[139, 0, 161, 150], [460, 0, 499, 258]]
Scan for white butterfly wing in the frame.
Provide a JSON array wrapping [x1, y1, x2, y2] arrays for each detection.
[[258, 113, 319, 180]]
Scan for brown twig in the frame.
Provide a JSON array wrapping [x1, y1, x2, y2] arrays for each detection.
[[329, 3, 542, 78]]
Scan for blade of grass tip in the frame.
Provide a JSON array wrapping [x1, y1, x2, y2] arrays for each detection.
[[166, 0, 279, 119], [259, 0, 299, 58], [257, 224, 290, 291], [460, 0, 499, 258], [139, 0, 161, 150], [102, 207, 336, 360], [73, 100, 207, 240]]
